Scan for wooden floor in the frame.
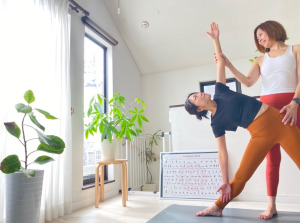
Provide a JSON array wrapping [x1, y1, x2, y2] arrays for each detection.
[[48, 192, 300, 223]]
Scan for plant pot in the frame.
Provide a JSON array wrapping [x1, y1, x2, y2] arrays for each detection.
[[6, 169, 44, 223], [101, 138, 119, 161], [142, 183, 157, 192]]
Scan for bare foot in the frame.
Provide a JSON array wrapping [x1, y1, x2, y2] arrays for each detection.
[[195, 204, 223, 217], [258, 206, 278, 219]]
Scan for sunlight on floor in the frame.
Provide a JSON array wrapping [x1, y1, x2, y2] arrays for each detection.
[[48, 193, 300, 223]]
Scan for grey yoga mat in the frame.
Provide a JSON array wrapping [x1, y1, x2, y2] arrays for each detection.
[[147, 204, 300, 223]]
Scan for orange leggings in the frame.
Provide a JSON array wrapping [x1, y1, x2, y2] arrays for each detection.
[[260, 93, 300, 196], [215, 106, 300, 210]]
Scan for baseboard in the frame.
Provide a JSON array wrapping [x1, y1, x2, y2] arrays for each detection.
[[128, 190, 159, 196], [72, 189, 119, 212], [235, 194, 300, 203]]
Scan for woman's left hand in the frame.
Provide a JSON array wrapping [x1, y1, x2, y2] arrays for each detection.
[[280, 101, 299, 125], [217, 182, 231, 203]]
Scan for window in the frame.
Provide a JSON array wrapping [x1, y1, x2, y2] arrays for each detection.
[[83, 33, 108, 186]]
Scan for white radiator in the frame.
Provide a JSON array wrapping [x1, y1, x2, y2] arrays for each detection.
[[120, 137, 147, 191]]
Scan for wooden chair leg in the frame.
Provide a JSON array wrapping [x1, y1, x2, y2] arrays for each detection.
[[95, 164, 100, 208], [121, 163, 126, 207], [100, 165, 105, 202], [124, 162, 128, 200]]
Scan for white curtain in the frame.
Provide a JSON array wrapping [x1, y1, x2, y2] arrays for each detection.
[[0, 0, 72, 222]]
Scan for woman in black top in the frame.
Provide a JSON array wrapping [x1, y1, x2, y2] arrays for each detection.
[[185, 22, 300, 217]]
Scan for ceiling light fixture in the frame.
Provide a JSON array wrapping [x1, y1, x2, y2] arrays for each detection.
[[141, 21, 149, 29]]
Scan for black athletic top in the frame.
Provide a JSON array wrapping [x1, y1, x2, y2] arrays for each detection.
[[211, 82, 262, 138]]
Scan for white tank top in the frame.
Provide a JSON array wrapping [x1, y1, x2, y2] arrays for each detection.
[[260, 45, 297, 96]]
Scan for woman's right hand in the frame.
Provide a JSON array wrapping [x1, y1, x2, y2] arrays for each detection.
[[215, 52, 230, 67]]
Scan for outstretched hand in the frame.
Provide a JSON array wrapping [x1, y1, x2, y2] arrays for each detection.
[[206, 22, 219, 40], [280, 101, 298, 125], [217, 182, 231, 203]]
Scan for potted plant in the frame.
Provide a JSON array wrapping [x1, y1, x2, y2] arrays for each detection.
[[84, 93, 149, 161], [0, 90, 65, 223], [142, 130, 161, 192]]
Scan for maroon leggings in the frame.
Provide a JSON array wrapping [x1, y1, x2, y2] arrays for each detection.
[[260, 93, 300, 196]]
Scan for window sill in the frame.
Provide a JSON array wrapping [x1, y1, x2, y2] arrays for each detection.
[[82, 180, 115, 190]]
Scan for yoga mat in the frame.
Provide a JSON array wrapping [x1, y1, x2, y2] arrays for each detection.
[[147, 204, 300, 223]]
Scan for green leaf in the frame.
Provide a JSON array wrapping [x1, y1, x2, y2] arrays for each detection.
[[94, 102, 102, 114], [87, 106, 93, 117], [21, 167, 35, 178], [138, 116, 142, 128], [140, 115, 149, 122], [110, 125, 119, 135], [35, 108, 57, 119], [97, 94, 104, 107], [24, 90, 35, 104], [29, 113, 45, 131], [119, 128, 125, 139], [101, 126, 108, 142], [107, 127, 112, 142], [88, 128, 95, 136], [4, 122, 21, 138], [0, 155, 21, 174], [37, 135, 65, 154], [128, 129, 137, 137], [100, 121, 105, 133], [85, 129, 89, 139], [34, 155, 54, 165], [15, 103, 32, 113], [35, 128, 52, 146], [135, 98, 141, 104], [125, 129, 132, 141], [131, 114, 137, 123], [89, 96, 95, 106]]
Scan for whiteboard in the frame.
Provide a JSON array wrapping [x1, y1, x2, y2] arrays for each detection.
[[160, 151, 222, 200], [169, 105, 217, 152]]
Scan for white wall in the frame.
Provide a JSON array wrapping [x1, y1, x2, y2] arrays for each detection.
[[69, 0, 142, 211], [142, 57, 300, 203]]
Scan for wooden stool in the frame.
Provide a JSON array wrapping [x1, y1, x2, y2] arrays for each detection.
[[95, 159, 128, 208]]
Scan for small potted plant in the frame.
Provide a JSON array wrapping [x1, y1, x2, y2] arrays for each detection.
[[84, 93, 149, 161], [142, 130, 161, 192], [0, 89, 65, 223]]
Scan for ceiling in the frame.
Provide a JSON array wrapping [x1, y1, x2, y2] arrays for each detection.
[[103, 0, 299, 76]]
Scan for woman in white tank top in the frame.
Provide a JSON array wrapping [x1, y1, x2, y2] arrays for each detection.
[[219, 20, 300, 219]]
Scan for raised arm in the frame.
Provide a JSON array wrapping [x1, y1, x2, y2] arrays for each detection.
[[207, 22, 226, 85]]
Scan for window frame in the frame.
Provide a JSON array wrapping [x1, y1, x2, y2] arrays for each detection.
[[83, 33, 108, 187]]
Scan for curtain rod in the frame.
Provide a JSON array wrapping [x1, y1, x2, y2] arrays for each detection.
[[68, 0, 89, 16], [82, 16, 118, 46]]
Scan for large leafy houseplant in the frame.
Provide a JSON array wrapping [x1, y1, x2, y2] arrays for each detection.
[[0, 90, 65, 178], [84, 93, 149, 142]]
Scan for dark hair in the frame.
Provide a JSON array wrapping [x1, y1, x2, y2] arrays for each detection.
[[184, 92, 208, 120], [254, 20, 287, 53]]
